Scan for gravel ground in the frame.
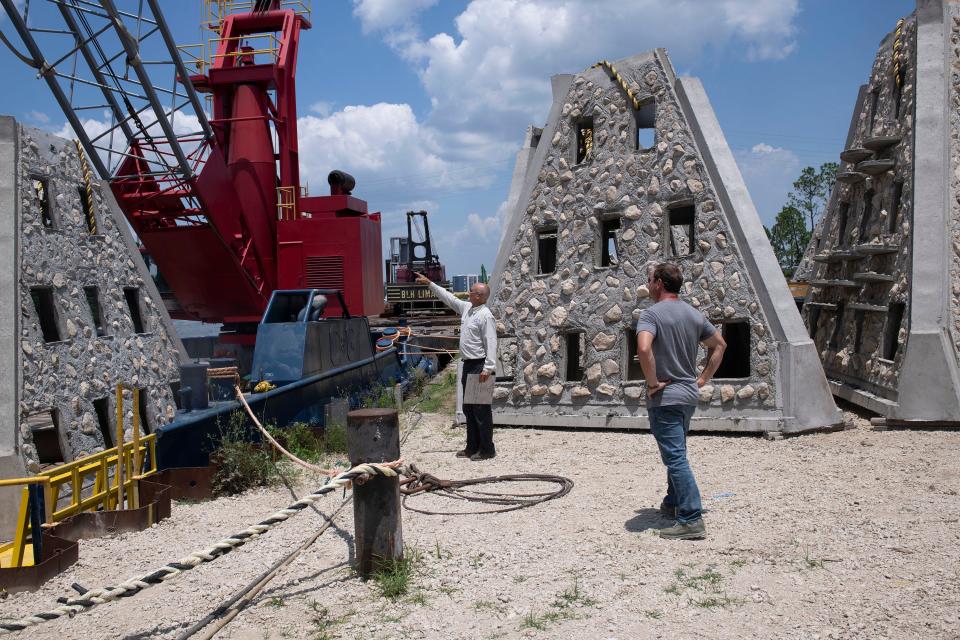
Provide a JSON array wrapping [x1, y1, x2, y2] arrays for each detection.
[[2, 402, 959, 640]]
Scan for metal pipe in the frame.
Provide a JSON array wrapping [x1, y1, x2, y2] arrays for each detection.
[[131, 387, 141, 509], [114, 383, 124, 510]]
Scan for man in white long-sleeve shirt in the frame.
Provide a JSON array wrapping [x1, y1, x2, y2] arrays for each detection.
[[415, 272, 498, 460]]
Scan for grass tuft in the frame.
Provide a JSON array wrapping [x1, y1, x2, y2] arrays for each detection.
[[370, 547, 422, 599], [210, 411, 275, 496]]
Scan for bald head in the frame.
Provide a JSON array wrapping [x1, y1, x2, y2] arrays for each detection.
[[469, 282, 490, 306]]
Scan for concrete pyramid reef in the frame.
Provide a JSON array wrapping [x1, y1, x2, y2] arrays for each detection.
[[489, 50, 841, 434], [801, 1, 960, 423], [0, 116, 186, 532]]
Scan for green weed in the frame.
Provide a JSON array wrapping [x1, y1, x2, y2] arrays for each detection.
[[210, 411, 275, 496], [360, 383, 397, 409], [308, 601, 352, 639], [474, 600, 507, 613], [553, 577, 598, 608], [370, 548, 421, 599], [665, 564, 740, 610]]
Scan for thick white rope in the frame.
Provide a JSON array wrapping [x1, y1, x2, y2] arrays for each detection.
[[0, 461, 401, 635]]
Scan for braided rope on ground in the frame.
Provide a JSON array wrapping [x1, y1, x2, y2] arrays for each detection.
[[0, 461, 401, 635]]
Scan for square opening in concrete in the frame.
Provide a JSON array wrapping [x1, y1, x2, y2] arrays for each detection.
[[575, 117, 594, 164], [27, 410, 64, 465], [77, 185, 96, 234], [667, 203, 695, 257], [598, 216, 621, 267], [563, 331, 586, 381], [137, 389, 151, 434], [883, 302, 905, 361], [124, 287, 146, 334], [633, 100, 656, 151], [32, 177, 54, 229], [868, 87, 881, 134], [837, 202, 850, 246], [84, 286, 107, 337], [853, 309, 865, 353], [858, 189, 874, 240], [888, 180, 903, 234], [30, 286, 61, 343], [830, 302, 845, 350], [623, 328, 643, 380], [808, 306, 821, 340], [893, 79, 902, 120], [714, 320, 750, 379], [536, 227, 558, 275], [93, 396, 113, 448]]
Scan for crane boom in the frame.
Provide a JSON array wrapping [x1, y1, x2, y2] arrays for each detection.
[[1, 0, 386, 329]]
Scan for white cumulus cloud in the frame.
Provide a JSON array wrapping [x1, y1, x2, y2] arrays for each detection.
[[735, 142, 803, 226], [352, 0, 439, 33]]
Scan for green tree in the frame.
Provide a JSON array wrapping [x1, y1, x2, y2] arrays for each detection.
[[764, 205, 810, 277], [787, 162, 838, 233]]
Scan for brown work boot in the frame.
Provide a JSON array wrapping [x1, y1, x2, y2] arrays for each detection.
[[455, 449, 475, 458], [658, 518, 706, 540], [469, 451, 496, 461]]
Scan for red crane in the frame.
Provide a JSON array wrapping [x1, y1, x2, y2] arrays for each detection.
[[1, 0, 384, 341]]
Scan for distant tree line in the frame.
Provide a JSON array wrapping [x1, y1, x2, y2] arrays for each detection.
[[763, 162, 838, 278]]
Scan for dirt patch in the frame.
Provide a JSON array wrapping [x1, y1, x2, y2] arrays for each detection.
[[1, 405, 959, 639]]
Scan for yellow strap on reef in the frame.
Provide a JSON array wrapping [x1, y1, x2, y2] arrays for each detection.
[[73, 140, 96, 234], [892, 18, 904, 87], [591, 60, 640, 111]]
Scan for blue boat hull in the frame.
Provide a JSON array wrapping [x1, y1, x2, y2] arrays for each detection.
[[155, 349, 405, 469]]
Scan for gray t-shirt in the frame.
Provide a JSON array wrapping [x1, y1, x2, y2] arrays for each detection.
[[635, 299, 717, 407]]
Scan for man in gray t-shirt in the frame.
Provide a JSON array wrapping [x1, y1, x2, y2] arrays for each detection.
[[636, 262, 726, 540]]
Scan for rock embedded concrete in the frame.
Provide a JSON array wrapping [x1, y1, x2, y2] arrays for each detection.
[[488, 50, 839, 432]]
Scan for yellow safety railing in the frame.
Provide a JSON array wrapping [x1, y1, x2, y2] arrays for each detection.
[[177, 42, 208, 74], [277, 185, 297, 220], [0, 385, 155, 568], [204, 0, 312, 33], [210, 33, 281, 67]]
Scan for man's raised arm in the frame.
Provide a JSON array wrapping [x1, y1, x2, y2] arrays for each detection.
[[415, 272, 470, 314]]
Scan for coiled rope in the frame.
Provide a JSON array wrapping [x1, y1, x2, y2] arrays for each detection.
[[400, 463, 574, 515], [73, 140, 96, 234], [0, 461, 402, 635]]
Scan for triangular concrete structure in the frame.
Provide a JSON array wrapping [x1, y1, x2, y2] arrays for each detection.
[[0, 117, 187, 533], [488, 51, 841, 434], [801, 0, 960, 422]]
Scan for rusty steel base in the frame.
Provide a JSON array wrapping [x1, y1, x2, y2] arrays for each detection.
[[0, 477, 173, 593]]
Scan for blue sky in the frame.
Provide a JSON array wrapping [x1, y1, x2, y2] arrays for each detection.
[[2, 0, 912, 278]]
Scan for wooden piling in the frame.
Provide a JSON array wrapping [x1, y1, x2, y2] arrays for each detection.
[[346, 408, 402, 578]]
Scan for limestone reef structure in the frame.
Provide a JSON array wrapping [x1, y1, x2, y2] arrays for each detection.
[[800, 1, 960, 422], [489, 50, 841, 434], [0, 116, 185, 486]]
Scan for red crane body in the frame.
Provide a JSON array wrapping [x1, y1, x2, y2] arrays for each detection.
[[110, 6, 383, 330]]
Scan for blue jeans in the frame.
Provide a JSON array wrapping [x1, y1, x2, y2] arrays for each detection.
[[647, 404, 702, 524]]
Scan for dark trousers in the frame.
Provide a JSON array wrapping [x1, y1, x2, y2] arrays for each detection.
[[461, 358, 495, 455]]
